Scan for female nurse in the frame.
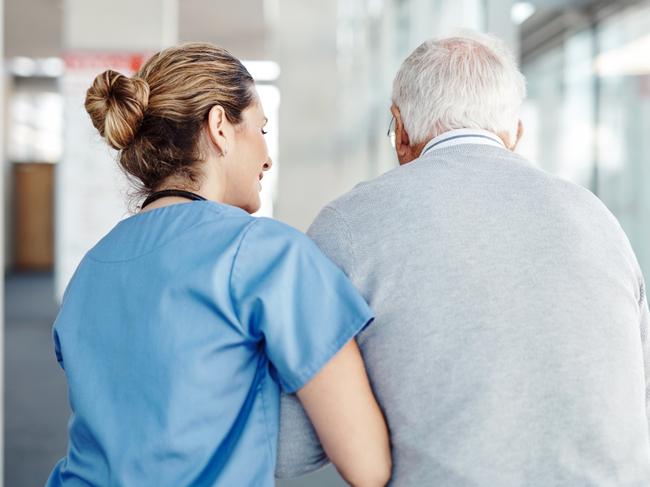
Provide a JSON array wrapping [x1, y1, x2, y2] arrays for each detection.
[[46, 43, 391, 487]]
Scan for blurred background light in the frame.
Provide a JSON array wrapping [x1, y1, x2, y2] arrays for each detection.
[[511, 1, 536, 25], [594, 33, 650, 76], [242, 60, 281, 81], [10, 57, 37, 77]]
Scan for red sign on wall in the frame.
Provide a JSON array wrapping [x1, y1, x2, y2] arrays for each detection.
[[63, 52, 152, 75]]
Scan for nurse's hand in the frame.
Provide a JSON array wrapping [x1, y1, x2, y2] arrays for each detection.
[[296, 339, 392, 487]]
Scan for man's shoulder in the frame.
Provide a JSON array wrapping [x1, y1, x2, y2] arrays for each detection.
[[494, 151, 635, 262], [307, 169, 404, 250], [325, 164, 406, 217]]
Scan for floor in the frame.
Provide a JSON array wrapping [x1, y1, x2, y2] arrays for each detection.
[[3, 272, 344, 486], [4, 272, 68, 486]]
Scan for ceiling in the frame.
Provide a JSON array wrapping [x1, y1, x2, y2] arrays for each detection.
[[178, 0, 268, 59], [520, 0, 643, 60], [5, 0, 63, 57], [4, 0, 642, 60], [4, 0, 268, 59]]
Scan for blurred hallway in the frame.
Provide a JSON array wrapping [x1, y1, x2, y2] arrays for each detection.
[[4, 273, 68, 486], [4, 1, 650, 486]]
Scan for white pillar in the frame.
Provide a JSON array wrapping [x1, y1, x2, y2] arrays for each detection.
[[56, 0, 178, 298], [486, 0, 519, 55], [272, 0, 341, 230], [273, 0, 396, 231]]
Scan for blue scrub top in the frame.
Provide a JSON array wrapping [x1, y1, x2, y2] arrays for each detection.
[[46, 201, 373, 487]]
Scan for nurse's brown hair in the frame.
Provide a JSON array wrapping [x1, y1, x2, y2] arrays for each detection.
[[84, 42, 255, 197]]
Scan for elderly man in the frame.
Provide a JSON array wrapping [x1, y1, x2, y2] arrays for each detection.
[[276, 32, 650, 486]]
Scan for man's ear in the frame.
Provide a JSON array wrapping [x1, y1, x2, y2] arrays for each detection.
[[391, 105, 411, 159], [511, 119, 524, 151], [207, 105, 229, 156], [498, 120, 524, 152]]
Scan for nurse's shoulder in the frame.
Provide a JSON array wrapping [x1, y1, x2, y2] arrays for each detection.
[[234, 216, 329, 267]]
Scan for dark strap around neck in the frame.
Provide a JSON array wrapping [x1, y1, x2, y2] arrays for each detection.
[[141, 189, 207, 210]]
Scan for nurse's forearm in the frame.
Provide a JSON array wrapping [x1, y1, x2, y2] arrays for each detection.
[[296, 339, 392, 487]]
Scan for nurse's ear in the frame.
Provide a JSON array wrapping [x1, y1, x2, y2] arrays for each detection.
[[206, 105, 232, 157]]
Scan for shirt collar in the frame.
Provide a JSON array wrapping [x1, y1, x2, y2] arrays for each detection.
[[420, 128, 506, 157]]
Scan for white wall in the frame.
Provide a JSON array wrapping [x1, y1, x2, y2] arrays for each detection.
[[55, 0, 179, 298]]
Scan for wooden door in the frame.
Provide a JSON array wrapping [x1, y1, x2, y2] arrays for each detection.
[[14, 163, 55, 271]]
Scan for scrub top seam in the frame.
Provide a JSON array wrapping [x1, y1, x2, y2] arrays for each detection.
[[257, 369, 276, 473], [320, 205, 358, 283], [85, 217, 246, 264], [228, 218, 262, 329]]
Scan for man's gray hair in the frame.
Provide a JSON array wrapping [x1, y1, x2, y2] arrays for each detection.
[[391, 31, 527, 144]]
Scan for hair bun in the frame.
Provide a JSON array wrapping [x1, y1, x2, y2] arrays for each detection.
[[84, 70, 150, 150]]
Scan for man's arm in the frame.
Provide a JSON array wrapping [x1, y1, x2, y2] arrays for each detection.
[[275, 392, 328, 478], [640, 280, 650, 438], [277, 340, 391, 486], [276, 205, 357, 479]]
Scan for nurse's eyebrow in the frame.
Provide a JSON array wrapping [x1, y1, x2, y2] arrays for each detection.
[[263, 117, 268, 125]]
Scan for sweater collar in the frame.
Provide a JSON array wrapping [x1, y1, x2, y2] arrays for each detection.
[[420, 128, 506, 157]]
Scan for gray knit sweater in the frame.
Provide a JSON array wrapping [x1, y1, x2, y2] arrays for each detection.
[[277, 142, 650, 486]]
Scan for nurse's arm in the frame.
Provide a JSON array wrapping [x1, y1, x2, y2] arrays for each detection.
[[296, 339, 392, 487]]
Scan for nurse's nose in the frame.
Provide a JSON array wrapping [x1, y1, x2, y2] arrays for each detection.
[[263, 158, 273, 171]]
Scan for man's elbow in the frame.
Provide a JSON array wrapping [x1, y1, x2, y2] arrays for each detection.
[[275, 456, 329, 480]]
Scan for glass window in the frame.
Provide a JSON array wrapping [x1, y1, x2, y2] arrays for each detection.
[[521, 29, 594, 187], [522, 0, 650, 278], [9, 77, 63, 164], [595, 1, 650, 275]]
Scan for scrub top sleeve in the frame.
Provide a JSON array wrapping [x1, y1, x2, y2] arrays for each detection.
[[231, 218, 374, 393]]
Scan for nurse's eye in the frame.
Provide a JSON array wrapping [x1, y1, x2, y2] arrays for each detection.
[[261, 129, 268, 135]]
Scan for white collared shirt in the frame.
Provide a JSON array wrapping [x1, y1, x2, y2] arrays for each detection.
[[420, 128, 506, 157]]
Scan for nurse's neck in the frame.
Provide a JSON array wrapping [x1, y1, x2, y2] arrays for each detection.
[[139, 158, 226, 214]]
